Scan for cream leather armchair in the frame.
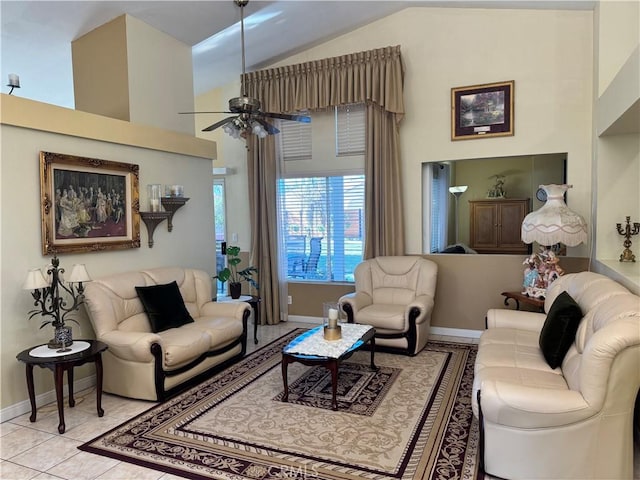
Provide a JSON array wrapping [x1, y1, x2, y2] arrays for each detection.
[[339, 256, 437, 355]]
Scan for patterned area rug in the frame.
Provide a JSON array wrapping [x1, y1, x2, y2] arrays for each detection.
[[80, 330, 482, 480]]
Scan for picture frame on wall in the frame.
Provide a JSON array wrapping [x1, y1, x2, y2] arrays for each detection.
[[40, 151, 140, 254], [451, 80, 514, 140]]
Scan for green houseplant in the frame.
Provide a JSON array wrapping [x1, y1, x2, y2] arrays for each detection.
[[215, 245, 259, 299]]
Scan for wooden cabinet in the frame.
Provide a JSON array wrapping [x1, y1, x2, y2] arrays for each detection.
[[469, 199, 531, 254]]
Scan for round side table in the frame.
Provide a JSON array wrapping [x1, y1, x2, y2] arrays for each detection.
[[16, 339, 108, 434]]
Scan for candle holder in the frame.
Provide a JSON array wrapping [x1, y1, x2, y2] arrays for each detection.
[[616, 216, 640, 262], [323, 302, 342, 341], [147, 184, 162, 212]]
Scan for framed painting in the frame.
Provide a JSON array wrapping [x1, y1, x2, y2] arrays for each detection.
[[40, 151, 140, 254], [451, 80, 514, 140]]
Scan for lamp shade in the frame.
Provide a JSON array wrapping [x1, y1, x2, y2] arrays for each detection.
[[521, 184, 587, 247], [449, 185, 468, 195], [23, 268, 49, 290], [67, 264, 92, 283]]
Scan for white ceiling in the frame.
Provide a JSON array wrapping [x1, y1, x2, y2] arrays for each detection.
[[1, 0, 595, 109]]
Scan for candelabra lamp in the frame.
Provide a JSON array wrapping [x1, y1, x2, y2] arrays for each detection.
[[616, 216, 640, 262], [23, 255, 91, 349]]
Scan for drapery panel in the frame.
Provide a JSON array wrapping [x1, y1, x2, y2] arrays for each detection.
[[247, 135, 282, 326], [244, 45, 405, 325]]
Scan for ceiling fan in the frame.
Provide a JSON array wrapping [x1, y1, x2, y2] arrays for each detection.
[[181, 0, 310, 138]]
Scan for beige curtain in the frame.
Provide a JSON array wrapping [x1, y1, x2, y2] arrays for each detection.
[[247, 135, 282, 326], [245, 45, 405, 325]]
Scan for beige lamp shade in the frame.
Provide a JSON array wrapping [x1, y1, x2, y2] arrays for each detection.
[[521, 184, 587, 246], [67, 264, 92, 283], [23, 268, 49, 290]]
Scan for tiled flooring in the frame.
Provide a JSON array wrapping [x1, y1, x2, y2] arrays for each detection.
[[1, 322, 638, 479]]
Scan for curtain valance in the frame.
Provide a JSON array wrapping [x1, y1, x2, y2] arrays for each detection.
[[244, 45, 404, 118]]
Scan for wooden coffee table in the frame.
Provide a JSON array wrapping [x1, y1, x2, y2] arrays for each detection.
[[281, 324, 377, 411]]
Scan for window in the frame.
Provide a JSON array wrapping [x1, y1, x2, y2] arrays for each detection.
[[280, 113, 312, 161], [278, 108, 365, 283], [213, 179, 226, 293], [278, 175, 364, 282], [336, 103, 365, 156]]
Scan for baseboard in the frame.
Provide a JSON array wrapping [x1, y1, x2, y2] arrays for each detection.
[[0, 374, 96, 423], [286, 315, 322, 325], [430, 326, 483, 339], [287, 316, 482, 339]]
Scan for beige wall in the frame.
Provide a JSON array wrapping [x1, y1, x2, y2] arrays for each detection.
[[0, 97, 215, 412], [592, 1, 640, 290], [73, 14, 195, 135], [200, 7, 596, 322], [597, 0, 639, 95], [268, 7, 594, 258], [72, 16, 130, 122]]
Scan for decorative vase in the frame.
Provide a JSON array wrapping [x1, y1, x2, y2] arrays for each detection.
[[49, 325, 73, 349], [229, 282, 242, 299]]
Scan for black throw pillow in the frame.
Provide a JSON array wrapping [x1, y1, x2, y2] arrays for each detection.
[[539, 291, 583, 369], [136, 281, 194, 333]]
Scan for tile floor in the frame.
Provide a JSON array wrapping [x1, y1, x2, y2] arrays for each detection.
[[1, 322, 638, 479]]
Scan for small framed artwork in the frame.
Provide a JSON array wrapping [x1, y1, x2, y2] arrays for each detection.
[[40, 151, 141, 254], [451, 80, 514, 140]]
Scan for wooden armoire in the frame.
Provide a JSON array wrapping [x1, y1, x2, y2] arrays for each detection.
[[469, 198, 531, 254]]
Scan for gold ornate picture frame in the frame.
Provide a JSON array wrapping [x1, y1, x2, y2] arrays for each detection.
[[40, 151, 140, 254], [451, 80, 514, 140]]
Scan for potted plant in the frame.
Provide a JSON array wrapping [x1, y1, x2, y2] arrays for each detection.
[[215, 245, 259, 299]]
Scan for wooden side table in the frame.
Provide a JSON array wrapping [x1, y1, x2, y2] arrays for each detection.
[[16, 340, 108, 434], [501, 291, 545, 312]]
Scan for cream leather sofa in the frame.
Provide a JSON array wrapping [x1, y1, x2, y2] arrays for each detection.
[[473, 271, 640, 479], [339, 256, 437, 355], [84, 267, 250, 401]]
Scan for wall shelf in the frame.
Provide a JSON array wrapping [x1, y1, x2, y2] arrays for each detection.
[[161, 197, 189, 232], [139, 211, 170, 248]]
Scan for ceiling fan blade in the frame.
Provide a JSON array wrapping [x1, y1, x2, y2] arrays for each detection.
[[179, 111, 233, 115], [202, 116, 238, 132], [262, 112, 311, 123], [255, 118, 280, 135]]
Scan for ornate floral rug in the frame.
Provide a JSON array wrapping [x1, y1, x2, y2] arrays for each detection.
[[80, 330, 482, 480]]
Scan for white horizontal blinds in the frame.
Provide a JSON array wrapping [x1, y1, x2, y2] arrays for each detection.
[[336, 103, 365, 156], [280, 116, 312, 161], [278, 175, 364, 282]]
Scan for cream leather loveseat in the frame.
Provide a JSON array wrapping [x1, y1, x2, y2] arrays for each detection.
[[473, 271, 640, 479], [84, 267, 250, 401]]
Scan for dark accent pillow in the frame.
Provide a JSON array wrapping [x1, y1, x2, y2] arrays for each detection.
[[539, 291, 582, 369], [136, 281, 194, 333]]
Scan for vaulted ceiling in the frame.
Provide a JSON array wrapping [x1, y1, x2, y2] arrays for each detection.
[[1, 1, 594, 109]]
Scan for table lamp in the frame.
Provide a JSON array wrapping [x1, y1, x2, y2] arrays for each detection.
[[520, 184, 587, 298], [23, 255, 91, 348]]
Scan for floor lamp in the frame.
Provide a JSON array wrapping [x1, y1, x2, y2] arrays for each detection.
[[449, 185, 468, 244]]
